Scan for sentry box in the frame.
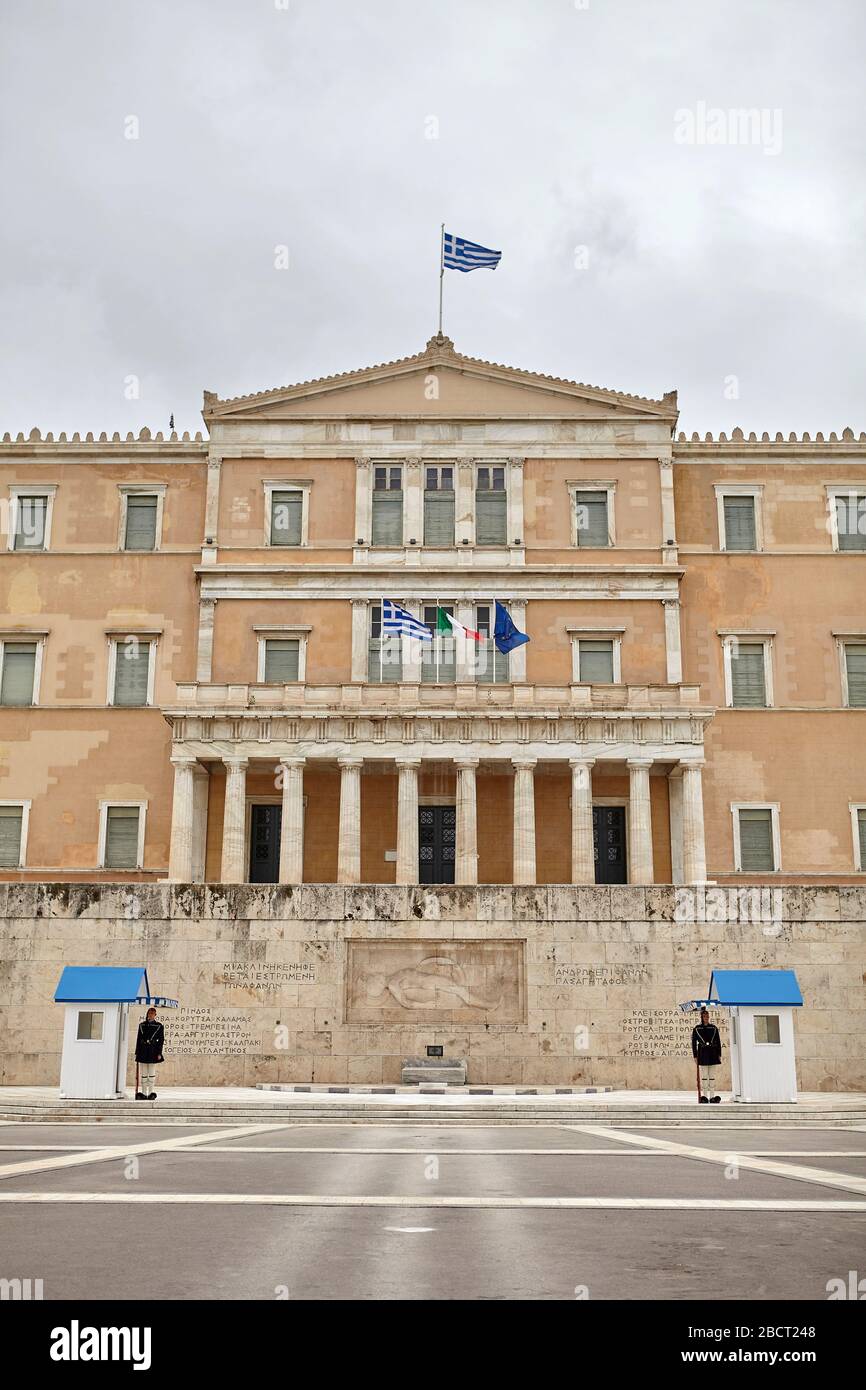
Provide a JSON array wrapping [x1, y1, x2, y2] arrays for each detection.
[[54, 967, 178, 1100], [680, 969, 803, 1104]]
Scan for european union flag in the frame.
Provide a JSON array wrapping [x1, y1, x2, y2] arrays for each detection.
[[493, 601, 529, 655]]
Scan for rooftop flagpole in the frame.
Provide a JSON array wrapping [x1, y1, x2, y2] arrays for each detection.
[[438, 223, 445, 335]]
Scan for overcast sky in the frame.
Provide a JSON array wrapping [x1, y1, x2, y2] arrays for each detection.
[[1, 0, 864, 438]]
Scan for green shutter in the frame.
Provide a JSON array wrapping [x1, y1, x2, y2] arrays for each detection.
[[836, 495, 866, 551], [846, 644, 866, 707], [0, 643, 36, 705], [113, 641, 151, 706], [371, 493, 403, 546], [368, 637, 402, 683], [730, 644, 766, 706], [723, 496, 757, 550], [739, 809, 775, 871], [13, 496, 47, 550], [858, 810, 866, 868], [105, 806, 140, 869], [0, 807, 23, 867], [263, 639, 300, 682], [575, 492, 610, 547], [124, 495, 158, 550], [475, 491, 507, 545], [270, 491, 303, 546], [579, 640, 614, 683], [423, 491, 455, 546]]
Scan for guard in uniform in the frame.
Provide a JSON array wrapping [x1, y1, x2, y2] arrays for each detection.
[[691, 1007, 722, 1103], [135, 1006, 165, 1100]]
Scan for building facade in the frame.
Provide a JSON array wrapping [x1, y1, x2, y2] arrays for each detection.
[[1, 334, 865, 889]]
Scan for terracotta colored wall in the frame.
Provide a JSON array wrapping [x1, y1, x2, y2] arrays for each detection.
[[524, 457, 663, 556], [674, 460, 866, 550], [526, 599, 667, 685], [216, 457, 356, 556], [211, 599, 352, 686]]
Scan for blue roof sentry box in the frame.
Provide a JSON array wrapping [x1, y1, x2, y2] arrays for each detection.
[[709, 969, 803, 1007], [54, 967, 178, 1007]]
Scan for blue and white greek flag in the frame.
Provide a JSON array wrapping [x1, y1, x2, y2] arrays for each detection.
[[382, 599, 432, 641], [443, 232, 501, 272]]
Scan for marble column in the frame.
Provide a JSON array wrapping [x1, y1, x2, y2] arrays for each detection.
[[512, 757, 537, 886], [680, 758, 707, 885], [168, 756, 198, 881], [337, 757, 363, 884], [569, 757, 595, 884], [278, 758, 305, 884], [220, 756, 248, 884], [455, 758, 479, 885], [627, 758, 654, 885], [395, 758, 420, 884]]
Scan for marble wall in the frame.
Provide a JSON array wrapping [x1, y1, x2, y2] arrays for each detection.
[[0, 882, 863, 1090]]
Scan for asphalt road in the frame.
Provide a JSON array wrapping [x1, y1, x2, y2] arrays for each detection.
[[1, 1121, 865, 1300]]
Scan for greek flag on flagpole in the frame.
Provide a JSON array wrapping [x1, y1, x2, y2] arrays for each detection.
[[382, 599, 432, 641], [443, 232, 501, 272]]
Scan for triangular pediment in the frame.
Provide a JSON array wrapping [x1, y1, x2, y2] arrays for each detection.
[[204, 337, 677, 423]]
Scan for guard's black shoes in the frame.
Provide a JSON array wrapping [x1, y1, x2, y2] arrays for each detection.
[[135, 1092, 146, 1100], [710, 1095, 721, 1103], [148, 1093, 157, 1100], [699, 1095, 709, 1103]]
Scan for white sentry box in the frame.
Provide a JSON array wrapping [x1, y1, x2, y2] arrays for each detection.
[[54, 967, 178, 1100], [728, 1005, 799, 1104]]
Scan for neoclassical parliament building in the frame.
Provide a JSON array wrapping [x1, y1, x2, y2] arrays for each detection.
[[1, 334, 865, 890]]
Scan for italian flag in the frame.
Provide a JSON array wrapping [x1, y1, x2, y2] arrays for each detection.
[[436, 607, 483, 642]]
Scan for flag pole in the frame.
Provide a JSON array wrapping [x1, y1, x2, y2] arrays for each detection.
[[437, 223, 445, 336]]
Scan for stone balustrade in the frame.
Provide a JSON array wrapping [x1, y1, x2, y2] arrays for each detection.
[[170, 680, 704, 712]]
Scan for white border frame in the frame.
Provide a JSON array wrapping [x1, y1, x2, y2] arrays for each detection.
[[0, 636, 44, 706], [731, 802, 781, 873], [826, 485, 866, 552], [849, 802, 866, 872], [714, 483, 763, 552], [567, 481, 616, 548], [0, 798, 30, 868], [117, 484, 166, 552], [7, 485, 57, 552], [264, 480, 311, 548], [721, 634, 774, 708], [255, 629, 309, 683], [98, 800, 148, 870], [569, 631, 623, 684], [106, 635, 157, 707], [837, 636, 866, 708]]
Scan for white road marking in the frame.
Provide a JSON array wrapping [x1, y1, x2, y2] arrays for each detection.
[[0, 1123, 291, 1182], [0, 1191, 864, 1211], [383, 1226, 436, 1233], [569, 1124, 866, 1198]]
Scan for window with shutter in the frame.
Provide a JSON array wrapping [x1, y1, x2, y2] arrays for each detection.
[[124, 495, 159, 550], [104, 806, 141, 869], [475, 466, 507, 545], [421, 605, 455, 683], [423, 466, 455, 546], [112, 641, 152, 706], [730, 642, 767, 706], [845, 643, 866, 707], [0, 807, 23, 867], [723, 495, 757, 550], [475, 605, 508, 684], [270, 491, 303, 546], [263, 639, 300, 682], [13, 496, 47, 550], [575, 491, 610, 547], [738, 808, 775, 871], [835, 494, 866, 551], [858, 809, 866, 868], [0, 643, 37, 706], [578, 640, 614, 683], [367, 603, 402, 682], [371, 466, 403, 546]]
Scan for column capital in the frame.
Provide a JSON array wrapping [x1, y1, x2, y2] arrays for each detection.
[[569, 756, 596, 770], [627, 757, 654, 770], [170, 755, 199, 769], [222, 756, 248, 771], [337, 756, 364, 769], [455, 757, 480, 770], [679, 757, 706, 770], [278, 756, 306, 770], [395, 757, 422, 770], [512, 757, 537, 771]]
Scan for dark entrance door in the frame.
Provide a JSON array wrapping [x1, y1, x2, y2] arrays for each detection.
[[418, 805, 456, 884], [593, 805, 627, 884], [249, 804, 282, 883]]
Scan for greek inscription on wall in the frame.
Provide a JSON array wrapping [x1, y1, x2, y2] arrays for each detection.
[[554, 965, 650, 987], [620, 1008, 728, 1059], [217, 961, 316, 990], [162, 1007, 259, 1056]]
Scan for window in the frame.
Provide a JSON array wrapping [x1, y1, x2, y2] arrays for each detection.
[[575, 639, 615, 683], [754, 1014, 781, 1045], [118, 487, 165, 551], [475, 605, 509, 684], [851, 805, 866, 872], [421, 605, 456, 684], [76, 1011, 104, 1041], [574, 490, 611, 547], [475, 465, 506, 545], [0, 642, 37, 706], [723, 636, 771, 708], [829, 490, 866, 552], [269, 490, 303, 546], [101, 804, 144, 869], [371, 466, 403, 546], [423, 466, 455, 546], [368, 603, 402, 682], [109, 638, 154, 707], [9, 488, 55, 551], [733, 805, 779, 872], [262, 639, 300, 682], [843, 642, 866, 708], [0, 804, 27, 868], [715, 485, 762, 551]]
